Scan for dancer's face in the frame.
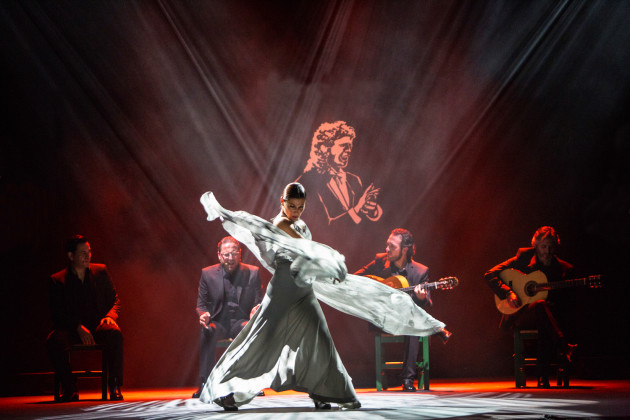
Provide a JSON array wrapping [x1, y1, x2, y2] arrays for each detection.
[[281, 198, 306, 222], [218, 242, 241, 273]]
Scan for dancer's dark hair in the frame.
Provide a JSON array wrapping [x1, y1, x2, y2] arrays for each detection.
[[282, 182, 306, 201]]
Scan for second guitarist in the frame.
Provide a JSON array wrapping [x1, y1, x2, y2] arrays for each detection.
[[484, 226, 575, 388], [355, 228, 451, 392]]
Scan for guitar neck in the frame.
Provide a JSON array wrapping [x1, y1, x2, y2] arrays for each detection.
[[399, 281, 441, 293], [536, 276, 599, 291]]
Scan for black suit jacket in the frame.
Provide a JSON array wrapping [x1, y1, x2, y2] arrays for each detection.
[[355, 253, 432, 308], [49, 263, 120, 332], [196, 263, 262, 321]]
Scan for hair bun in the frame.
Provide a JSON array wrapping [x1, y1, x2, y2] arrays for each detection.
[[282, 182, 306, 200]]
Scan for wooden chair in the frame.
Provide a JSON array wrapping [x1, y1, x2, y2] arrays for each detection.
[[375, 333, 430, 391], [216, 338, 232, 352], [54, 344, 108, 401], [514, 329, 569, 388]]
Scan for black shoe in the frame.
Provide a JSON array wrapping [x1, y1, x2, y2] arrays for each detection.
[[59, 391, 79, 402], [437, 328, 452, 344], [257, 390, 265, 397], [58, 381, 79, 403], [401, 379, 416, 392], [312, 398, 331, 409], [537, 376, 551, 388], [216, 394, 238, 411], [109, 378, 124, 401], [192, 382, 205, 398]]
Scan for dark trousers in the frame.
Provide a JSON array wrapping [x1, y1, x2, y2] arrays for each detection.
[[400, 336, 420, 381], [510, 300, 565, 377], [199, 318, 247, 382], [46, 323, 124, 391]]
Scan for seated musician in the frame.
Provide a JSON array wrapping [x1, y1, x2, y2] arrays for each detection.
[[192, 236, 263, 398], [484, 226, 575, 388], [355, 228, 451, 392]]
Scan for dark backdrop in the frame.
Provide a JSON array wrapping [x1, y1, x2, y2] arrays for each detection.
[[2, 0, 629, 394]]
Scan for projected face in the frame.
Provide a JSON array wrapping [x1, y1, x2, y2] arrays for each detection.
[[534, 237, 556, 267], [328, 136, 353, 169], [69, 242, 91, 271], [218, 241, 241, 273], [281, 198, 306, 222], [386, 234, 406, 266]]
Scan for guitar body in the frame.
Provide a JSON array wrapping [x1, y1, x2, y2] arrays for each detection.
[[494, 269, 548, 315], [494, 269, 602, 315], [365, 274, 409, 289]]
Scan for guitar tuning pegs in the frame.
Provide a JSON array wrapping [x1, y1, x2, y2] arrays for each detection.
[[587, 275, 603, 288]]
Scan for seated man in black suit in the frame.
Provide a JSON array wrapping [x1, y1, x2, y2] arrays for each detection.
[[484, 226, 575, 388], [46, 235, 123, 402], [355, 228, 450, 392], [192, 236, 263, 398]]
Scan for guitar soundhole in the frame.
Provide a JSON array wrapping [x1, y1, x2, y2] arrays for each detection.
[[524, 281, 537, 297]]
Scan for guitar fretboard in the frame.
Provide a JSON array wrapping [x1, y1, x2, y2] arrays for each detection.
[[535, 276, 601, 291], [398, 279, 456, 293]]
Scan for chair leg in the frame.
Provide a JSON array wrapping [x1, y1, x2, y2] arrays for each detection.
[[53, 373, 61, 402], [514, 330, 526, 388], [375, 334, 383, 392], [101, 348, 108, 401], [377, 334, 430, 392], [419, 337, 430, 391]]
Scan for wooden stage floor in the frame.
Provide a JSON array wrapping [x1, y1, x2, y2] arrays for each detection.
[[2, 378, 629, 419]]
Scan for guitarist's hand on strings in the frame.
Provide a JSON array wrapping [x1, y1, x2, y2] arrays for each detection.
[[507, 290, 521, 308], [413, 284, 428, 301]]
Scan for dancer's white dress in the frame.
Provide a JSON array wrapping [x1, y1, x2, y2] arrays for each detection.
[[199, 192, 445, 407]]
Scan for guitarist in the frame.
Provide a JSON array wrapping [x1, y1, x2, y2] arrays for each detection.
[[355, 228, 451, 392], [484, 226, 575, 388]]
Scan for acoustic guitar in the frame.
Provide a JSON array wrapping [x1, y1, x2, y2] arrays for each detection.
[[494, 268, 602, 315], [365, 274, 458, 294]]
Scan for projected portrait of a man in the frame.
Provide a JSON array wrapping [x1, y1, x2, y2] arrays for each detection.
[[296, 121, 383, 226]]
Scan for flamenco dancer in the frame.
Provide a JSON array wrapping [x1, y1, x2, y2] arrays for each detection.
[[199, 182, 449, 411]]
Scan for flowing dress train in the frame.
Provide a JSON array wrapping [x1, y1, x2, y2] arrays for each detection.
[[199, 192, 445, 407]]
